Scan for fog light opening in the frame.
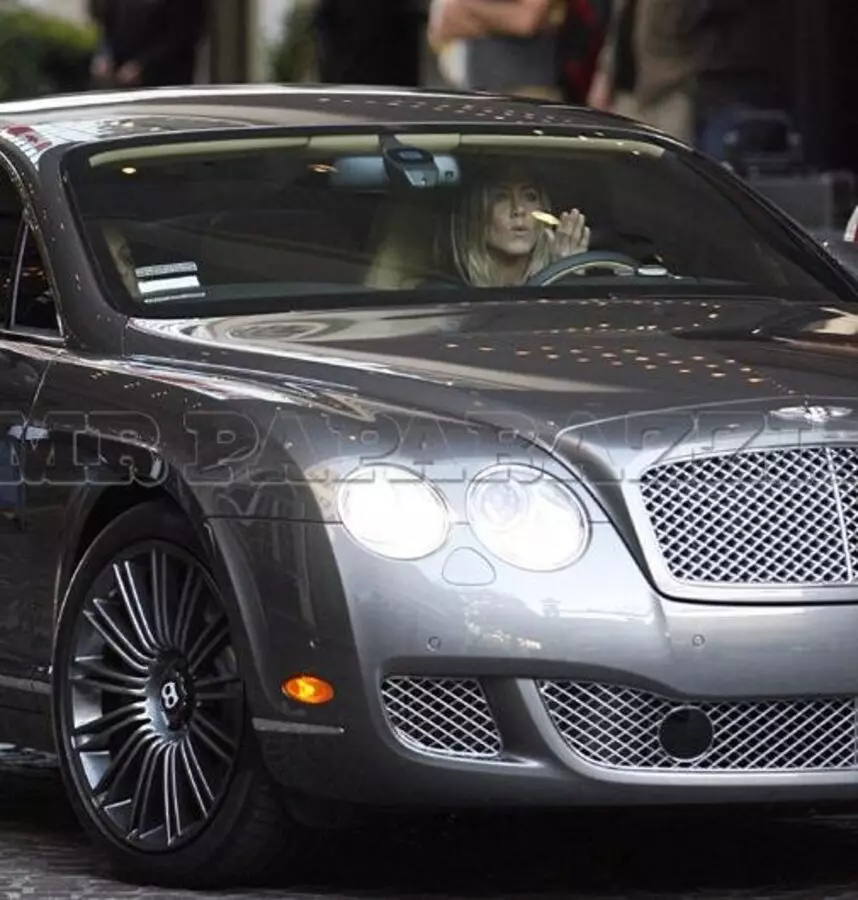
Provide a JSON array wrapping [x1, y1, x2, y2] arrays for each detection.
[[282, 675, 335, 705], [658, 706, 713, 761]]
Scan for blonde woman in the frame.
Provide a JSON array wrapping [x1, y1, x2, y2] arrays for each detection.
[[447, 169, 591, 287]]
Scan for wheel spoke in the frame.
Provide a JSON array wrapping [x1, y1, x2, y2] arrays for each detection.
[[92, 725, 156, 797], [180, 738, 214, 817], [196, 689, 240, 703], [75, 657, 148, 687], [195, 671, 241, 704], [162, 744, 183, 845], [128, 741, 164, 837], [73, 658, 148, 698], [73, 701, 148, 750], [85, 602, 151, 673], [195, 673, 240, 690], [174, 566, 203, 650], [191, 711, 237, 765], [113, 561, 161, 656], [150, 549, 173, 648], [73, 677, 146, 698], [187, 616, 229, 675]]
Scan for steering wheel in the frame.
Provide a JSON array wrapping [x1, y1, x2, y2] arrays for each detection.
[[526, 251, 642, 286]]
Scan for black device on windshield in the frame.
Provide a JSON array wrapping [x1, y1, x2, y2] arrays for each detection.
[[381, 136, 442, 188]]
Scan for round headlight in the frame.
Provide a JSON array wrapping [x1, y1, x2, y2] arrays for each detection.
[[466, 464, 590, 571], [337, 464, 450, 560]]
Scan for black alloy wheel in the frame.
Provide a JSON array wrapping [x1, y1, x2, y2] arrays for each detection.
[[52, 501, 290, 888], [67, 539, 240, 849]]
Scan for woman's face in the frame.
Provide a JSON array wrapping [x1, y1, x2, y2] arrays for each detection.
[[485, 181, 542, 257]]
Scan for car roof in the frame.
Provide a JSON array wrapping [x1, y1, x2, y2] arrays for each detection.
[[0, 84, 664, 171]]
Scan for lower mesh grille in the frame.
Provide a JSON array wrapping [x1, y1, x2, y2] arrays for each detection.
[[380, 676, 502, 758], [538, 680, 858, 771]]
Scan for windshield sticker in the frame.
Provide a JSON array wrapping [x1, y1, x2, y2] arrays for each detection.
[[141, 290, 205, 304], [136, 262, 199, 279], [136, 262, 201, 296], [139, 275, 201, 295]]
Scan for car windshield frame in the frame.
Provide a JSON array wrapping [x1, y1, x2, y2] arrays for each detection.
[[57, 122, 858, 319]]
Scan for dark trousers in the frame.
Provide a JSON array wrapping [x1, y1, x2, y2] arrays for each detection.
[[315, 2, 423, 86]]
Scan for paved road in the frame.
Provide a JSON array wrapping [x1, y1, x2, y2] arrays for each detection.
[[5, 748, 858, 900]]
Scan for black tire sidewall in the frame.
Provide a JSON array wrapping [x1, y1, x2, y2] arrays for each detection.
[[50, 499, 275, 885]]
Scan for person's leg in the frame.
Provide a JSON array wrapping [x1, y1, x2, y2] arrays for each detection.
[[611, 89, 695, 147], [637, 89, 694, 144], [611, 90, 640, 121], [509, 86, 564, 101], [316, 1, 422, 85]]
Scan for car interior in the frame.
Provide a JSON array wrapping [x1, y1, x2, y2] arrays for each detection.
[[61, 131, 840, 311], [75, 133, 705, 304], [0, 169, 58, 334]]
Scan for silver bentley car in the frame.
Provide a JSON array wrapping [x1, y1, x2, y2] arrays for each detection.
[[0, 85, 855, 888]]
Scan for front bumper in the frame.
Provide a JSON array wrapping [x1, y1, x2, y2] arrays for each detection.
[[208, 516, 858, 808]]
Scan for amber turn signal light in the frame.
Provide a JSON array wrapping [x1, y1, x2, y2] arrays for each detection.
[[282, 675, 335, 705]]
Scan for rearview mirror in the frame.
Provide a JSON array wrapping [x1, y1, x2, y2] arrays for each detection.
[[330, 153, 460, 189]]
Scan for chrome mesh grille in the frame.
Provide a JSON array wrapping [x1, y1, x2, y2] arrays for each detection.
[[539, 680, 858, 771], [832, 447, 858, 566], [380, 676, 501, 758], [639, 445, 858, 585]]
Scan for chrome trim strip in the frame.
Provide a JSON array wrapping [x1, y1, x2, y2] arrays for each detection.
[[251, 717, 344, 735], [0, 674, 50, 695], [827, 446, 855, 582]]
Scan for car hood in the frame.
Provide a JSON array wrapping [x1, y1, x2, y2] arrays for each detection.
[[126, 296, 858, 434]]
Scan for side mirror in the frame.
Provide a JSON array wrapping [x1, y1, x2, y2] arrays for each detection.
[[822, 239, 858, 280], [817, 204, 858, 280], [846, 204, 858, 244]]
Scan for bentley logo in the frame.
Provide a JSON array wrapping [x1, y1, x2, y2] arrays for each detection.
[[770, 405, 852, 424], [161, 681, 181, 711]]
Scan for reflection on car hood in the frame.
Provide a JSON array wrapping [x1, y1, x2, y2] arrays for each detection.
[[126, 296, 858, 441]]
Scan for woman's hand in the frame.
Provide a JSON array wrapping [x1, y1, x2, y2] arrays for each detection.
[[587, 70, 613, 111], [548, 209, 590, 260], [428, 0, 485, 46], [90, 51, 113, 86], [115, 60, 143, 86]]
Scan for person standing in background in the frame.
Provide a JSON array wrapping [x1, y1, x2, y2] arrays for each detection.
[[555, 0, 612, 103], [588, 0, 790, 157], [427, 0, 565, 99], [88, 0, 207, 89], [428, 0, 610, 103], [314, 0, 425, 87], [587, 0, 697, 143], [690, 0, 793, 160]]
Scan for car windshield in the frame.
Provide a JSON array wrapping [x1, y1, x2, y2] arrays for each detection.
[[61, 127, 853, 316]]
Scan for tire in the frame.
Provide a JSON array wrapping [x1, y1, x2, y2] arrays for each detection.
[[51, 499, 294, 889]]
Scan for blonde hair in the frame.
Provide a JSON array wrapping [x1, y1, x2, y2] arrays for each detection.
[[448, 171, 553, 287]]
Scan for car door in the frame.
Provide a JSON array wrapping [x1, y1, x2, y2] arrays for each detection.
[[0, 177, 64, 697]]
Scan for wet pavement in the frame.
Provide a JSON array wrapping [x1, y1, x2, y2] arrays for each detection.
[[4, 748, 858, 899]]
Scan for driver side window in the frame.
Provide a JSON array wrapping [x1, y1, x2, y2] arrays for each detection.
[[11, 225, 59, 333], [0, 168, 59, 336]]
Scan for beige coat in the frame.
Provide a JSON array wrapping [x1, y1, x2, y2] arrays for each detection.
[[594, 0, 698, 139]]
